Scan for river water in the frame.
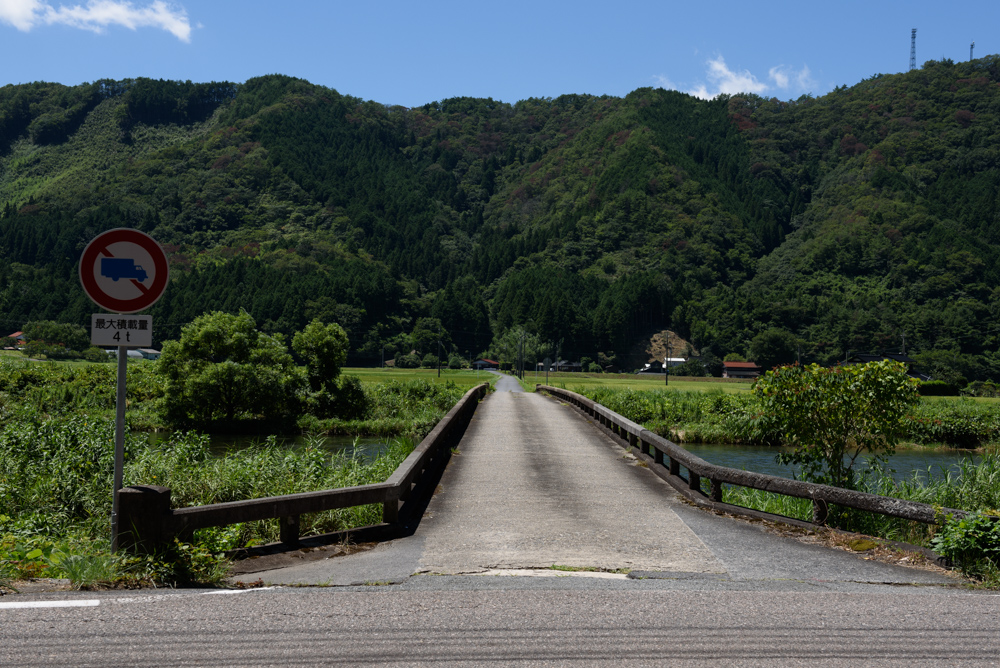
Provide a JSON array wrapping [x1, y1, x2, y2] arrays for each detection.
[[151, 432, 982, 482], [682, 443, 982, 484]]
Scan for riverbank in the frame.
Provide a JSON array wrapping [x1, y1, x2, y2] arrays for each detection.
[[570, 384, 1000, 583], [0, 412, 418, 589], [0, 359, 489, 589], [572, 385, 1000, 450]]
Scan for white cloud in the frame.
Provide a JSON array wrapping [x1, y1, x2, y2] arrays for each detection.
[[653, 74, 677, 90], [694, 56, 769, 99], [656, 56, 815, 100], [768, 64, 814, 93], [768, 66, 789, 89], [0, 0, 45, 30], [0, 0, 192, 41]]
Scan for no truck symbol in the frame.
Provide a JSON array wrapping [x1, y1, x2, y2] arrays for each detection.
[[101, 258, 149, 283]]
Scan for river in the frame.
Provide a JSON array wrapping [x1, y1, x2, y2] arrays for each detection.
[[682, 443, 983, 483]]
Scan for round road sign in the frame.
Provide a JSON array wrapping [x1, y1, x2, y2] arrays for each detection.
[[79, 228, 169, 314]]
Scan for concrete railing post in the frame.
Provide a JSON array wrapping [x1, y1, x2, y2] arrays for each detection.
[[116, 485, 172, 554]]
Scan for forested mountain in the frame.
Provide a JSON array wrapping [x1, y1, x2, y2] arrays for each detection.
[[2, 56, 1000, 382]]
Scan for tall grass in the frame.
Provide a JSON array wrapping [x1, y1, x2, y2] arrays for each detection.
[[578, 386, 1000, 448], [721, 454, 1000, 553], [0, 412, 415, 584], [129, 431, 414, 548], [299, 379, 468, 438]]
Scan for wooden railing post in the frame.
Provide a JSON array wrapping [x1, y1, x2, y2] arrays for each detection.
[[280, 515, 300, 546], [116, 485, 172, 554], [688, 470, 701, 494], [813, 499, 829, 525]]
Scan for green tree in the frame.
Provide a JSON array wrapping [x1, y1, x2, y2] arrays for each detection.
[[752, 360, 919, 489], [410, 317, 450, 355], [159, 311, 304, 425], [22, 320, 88, 352], [292, 319, 348, 392], [748, 328, 798, 371], [670, 359, 707, 377]]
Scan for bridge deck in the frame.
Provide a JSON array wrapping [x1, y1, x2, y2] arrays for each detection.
[[417, 383, 724, 574], [247, 376, 958, 587]]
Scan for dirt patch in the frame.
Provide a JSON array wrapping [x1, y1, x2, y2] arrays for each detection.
[[0, 578, 73, 595], [226, 540, 379, 576], [623, 329, 697, 372]]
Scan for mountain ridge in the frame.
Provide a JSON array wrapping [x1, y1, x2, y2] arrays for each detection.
[[2, 56, 999, 383]]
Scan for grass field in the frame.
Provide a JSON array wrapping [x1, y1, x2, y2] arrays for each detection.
[[343, 367, 499, 389], [344, 368, 754, 394], [0, 350, 101, 368], [530, 372, 754, 394]]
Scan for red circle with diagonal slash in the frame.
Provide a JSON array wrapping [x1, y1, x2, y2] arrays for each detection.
[[79, 228, 169, 314]]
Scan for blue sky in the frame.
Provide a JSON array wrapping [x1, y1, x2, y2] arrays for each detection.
[[1, 0, 997, 106]]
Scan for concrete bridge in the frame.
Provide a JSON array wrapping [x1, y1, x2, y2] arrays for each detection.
[[248, 374, 955, 588]]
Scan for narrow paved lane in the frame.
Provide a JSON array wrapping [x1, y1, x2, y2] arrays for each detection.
[[254, 382, 956, 587], [417, 389, 724, 573]]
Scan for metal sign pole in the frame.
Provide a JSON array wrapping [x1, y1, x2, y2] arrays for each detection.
[[111, 344, 127, 551], [80, 228, 169, 554]]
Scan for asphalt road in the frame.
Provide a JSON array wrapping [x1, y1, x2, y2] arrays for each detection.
[[2, 583, 999, 666]]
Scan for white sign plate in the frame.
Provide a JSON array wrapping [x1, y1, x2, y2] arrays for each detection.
[[91, 314, 153, 347], [79, 229, 169, 314]]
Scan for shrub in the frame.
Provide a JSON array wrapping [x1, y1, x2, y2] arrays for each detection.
[[932, 511, 1000, 576], [753, 361, 918, 489], [918, 380, 959, 396]]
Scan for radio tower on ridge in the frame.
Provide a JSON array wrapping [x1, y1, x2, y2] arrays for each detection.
[[971, 41, 976, 61], [910, 28, 917, 71]]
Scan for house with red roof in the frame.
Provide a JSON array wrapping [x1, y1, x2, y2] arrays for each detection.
[[3, 331, 25, 349], [722, 361, 761, 379]]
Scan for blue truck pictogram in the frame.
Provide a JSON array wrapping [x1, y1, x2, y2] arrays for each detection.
[[101, 258, 148, 282]]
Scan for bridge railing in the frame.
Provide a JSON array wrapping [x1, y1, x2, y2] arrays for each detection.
[[116, 383, 489, 554], [538, 385, 966, 527]]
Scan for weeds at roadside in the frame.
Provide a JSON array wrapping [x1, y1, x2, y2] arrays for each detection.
[[548, 565, 631, 574]]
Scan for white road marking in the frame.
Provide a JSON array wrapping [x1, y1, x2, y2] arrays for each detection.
[[202, 587, 279, 595], [0, 600, 99, 609]]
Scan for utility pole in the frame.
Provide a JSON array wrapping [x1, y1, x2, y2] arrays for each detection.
[[437, 340, 444, 378], [518, 332, 525, 380], [665, 340, 671, 387]]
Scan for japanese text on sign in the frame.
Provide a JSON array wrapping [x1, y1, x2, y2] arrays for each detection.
[[90, 314, 153, 347]]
